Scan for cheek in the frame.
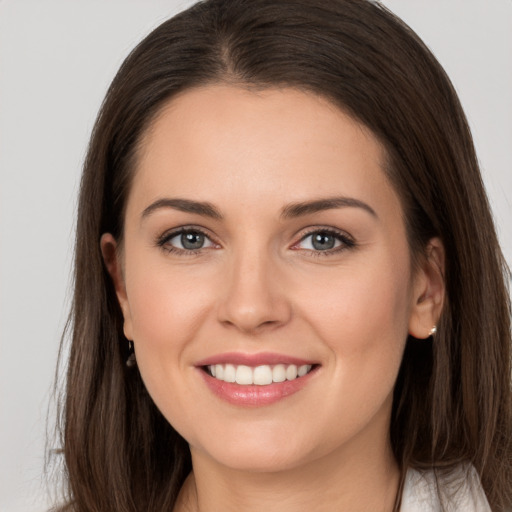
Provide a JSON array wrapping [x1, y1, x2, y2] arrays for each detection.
[[125, 254, 211, 345], [299, 257, 412, 348], [123, 258, 216, 436], [290, 258, 411, 444], [122, 250, 217, 406], [295, 252, 412, 412]]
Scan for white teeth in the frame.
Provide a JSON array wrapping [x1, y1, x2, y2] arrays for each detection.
[[235, 365, 253, 385], [254, 365, 273, 385], [286, 364, 298, 380], [207, 363, 313, 385], [298, 364, 309, 377], [224, 364, 236, 383], [272, 364, 286, 383]]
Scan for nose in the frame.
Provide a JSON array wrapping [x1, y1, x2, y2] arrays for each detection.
[[217, 247, 292, 334]]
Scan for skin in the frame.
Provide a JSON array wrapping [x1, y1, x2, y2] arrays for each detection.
[[102, 85, 445, 512]]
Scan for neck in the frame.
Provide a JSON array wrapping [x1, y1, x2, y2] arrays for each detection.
[[174, 414, 400, 512]]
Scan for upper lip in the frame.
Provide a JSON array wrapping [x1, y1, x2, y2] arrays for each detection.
[[195, 352, 318, 367]]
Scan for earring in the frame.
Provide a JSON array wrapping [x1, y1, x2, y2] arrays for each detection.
[[429, 326, 437, 337], [126, 340, 136, 368]]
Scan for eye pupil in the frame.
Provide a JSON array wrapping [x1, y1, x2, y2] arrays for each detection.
[[312, 232, 335, 250], [181, 232, 205, 250]]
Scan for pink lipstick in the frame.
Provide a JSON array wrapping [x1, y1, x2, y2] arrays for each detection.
[[195, 352, 319, 406]]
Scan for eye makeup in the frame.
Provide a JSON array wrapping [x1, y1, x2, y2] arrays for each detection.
[[155, 224, 357, 258]]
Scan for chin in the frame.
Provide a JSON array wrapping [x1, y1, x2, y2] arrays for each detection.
[[188, 424, 328, 474], [204, 446, 312, 473]]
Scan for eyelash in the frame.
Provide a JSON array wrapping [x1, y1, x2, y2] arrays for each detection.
[[293, 227, 356, 257], [156, 227, 216, 256], [155, 226, 356, 256]]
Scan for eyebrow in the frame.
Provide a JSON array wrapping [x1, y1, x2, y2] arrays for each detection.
[[141, 198, 223, 220], [280, 197, 377, 219], [141, 196, 377, 221]]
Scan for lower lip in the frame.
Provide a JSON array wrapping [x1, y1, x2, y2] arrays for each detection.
[[198, 367, 318, 406]]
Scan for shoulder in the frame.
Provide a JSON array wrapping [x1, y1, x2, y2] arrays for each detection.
[[400, 464, 491, 512]]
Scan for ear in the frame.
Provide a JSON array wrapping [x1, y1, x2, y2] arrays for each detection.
[[408, 237, 445, 339], [100, 233, 133, 341]]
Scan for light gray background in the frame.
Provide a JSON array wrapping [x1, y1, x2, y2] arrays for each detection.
[[0, 1, 510, 511]]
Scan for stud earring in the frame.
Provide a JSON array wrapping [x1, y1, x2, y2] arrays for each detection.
[[126, 340, 136, 368], [429, 326, 437, 337]]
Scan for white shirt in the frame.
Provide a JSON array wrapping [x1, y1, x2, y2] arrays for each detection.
[[401, 465, 491, 511]]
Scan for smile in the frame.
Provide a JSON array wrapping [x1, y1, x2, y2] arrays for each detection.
[[206, 363, 314, 385]]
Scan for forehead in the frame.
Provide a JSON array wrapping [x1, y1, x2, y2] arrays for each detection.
[[128, 85, 400, 221]]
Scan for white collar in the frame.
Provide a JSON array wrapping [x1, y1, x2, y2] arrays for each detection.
[[400, 464, 491, 511]]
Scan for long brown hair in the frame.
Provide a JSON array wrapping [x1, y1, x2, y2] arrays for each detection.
[[52, 0, 512, 510]]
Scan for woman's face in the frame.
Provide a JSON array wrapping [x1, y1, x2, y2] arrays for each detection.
[[104, 85, 440, 472]]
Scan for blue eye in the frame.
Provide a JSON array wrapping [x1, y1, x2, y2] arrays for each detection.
[[306, 232, 338, 250], [296, 229, 354, 253], [159, 229, 215, 252], [176, 232, 207, 250]]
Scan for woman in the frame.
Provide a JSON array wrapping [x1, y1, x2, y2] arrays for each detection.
[[54, 0, 512, 510]]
